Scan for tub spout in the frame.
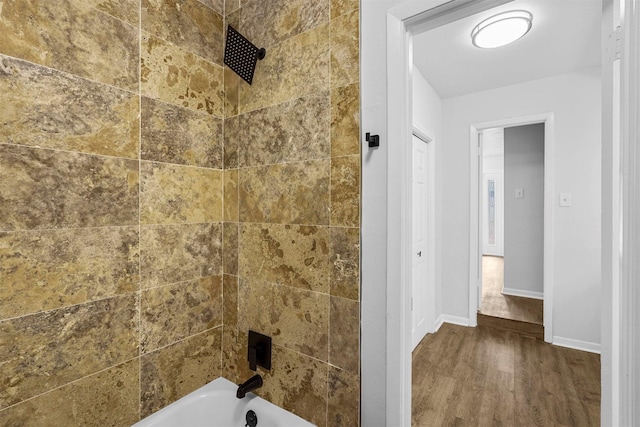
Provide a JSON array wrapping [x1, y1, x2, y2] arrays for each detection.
[[236, 374, 263, 399]]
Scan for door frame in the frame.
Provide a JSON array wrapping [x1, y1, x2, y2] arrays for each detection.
[[609, 0, 640, 423], [468, 114, 554, 344], [366, 0, 636, 425], [381, 0, 514, 424]]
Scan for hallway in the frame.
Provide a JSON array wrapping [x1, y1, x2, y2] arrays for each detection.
[[479, 256, 542, 323], [411, 324, 600, 426], [478, 256, 544, 339]]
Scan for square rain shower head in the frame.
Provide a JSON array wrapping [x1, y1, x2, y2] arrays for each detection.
[[224, 25, 266, 85]]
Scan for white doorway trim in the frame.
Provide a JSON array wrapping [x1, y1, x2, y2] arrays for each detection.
[[380, 1, 514, 425], [365, 0, 634, 425], [468, 114, 555, 344]]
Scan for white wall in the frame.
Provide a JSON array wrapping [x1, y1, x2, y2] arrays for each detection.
[[361, 0, 407, 424], [441, 68, 602, 347], [412, 67, 443, 321], [413, 68, 443, 140], [503, 124, 545, 297]]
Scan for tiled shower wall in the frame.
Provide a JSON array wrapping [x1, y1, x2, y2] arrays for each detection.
[[221, 0, 361, 426], [0, 0, 360, 425], [0, 0, 226, 424]]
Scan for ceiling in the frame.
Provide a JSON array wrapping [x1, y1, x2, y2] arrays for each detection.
[[413, 0, 602, 99]]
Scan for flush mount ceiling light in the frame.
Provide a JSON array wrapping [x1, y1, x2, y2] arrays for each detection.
[[471, 10, 533, 49]]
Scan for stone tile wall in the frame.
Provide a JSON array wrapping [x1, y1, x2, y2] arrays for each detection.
[[0, 0, 360, 425], [0, 0, 226, 424], [222, 0, 361, 426]]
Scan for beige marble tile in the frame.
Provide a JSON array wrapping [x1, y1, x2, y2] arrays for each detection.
[[0, 359, 139, 427], [225, 7, 240, 28], [331, 0, 358, 19], [239, 223, 330, 293], [0, 145, 139, 231], [257, 345, 329, 427], [223, 274, 238, 327], [140, 223, 222, 288], [141, 97, 223, 169], [239, 92, 331, 167], [0, 55, 139, 159], [330, 227, 360, 300], [223, 0, 239, 15], [223, 116, 240, 169], [331, 9, 359, 88], [140, 327, 222, 417], [329, 296, 359, 373], [223, 222, 239, 275], [238, 280, 329, 361], [141, 33, 224, 117], [239, 24, 330, 114], [0, 0, 139, 91], [81, 0, 140, 25], [224, 66, 240, 118], [331, 155, 360, 227], [142, 0, 224, 65], [328, 366, 360, 427], [140, 161, 223, 225], [240, 0, 330, 49], [201, 0, 224, 15], [141, 276, 223, 353], [221, 326, 246, 384], [224, 169, 239, 221], [331, 82, 361, 157], [0, 226, 139, 320], [239, 159, 330, 225], [0, 294, 138, 409]]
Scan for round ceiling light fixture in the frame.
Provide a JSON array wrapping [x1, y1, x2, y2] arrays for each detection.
[[471, 10, 533, 49]]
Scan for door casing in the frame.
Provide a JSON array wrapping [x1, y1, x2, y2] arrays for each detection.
[[468, 114, 554, 343]]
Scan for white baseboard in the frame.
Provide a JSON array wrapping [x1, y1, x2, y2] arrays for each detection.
[[553, 336, 601, 354], [435, 314, 470, 332], [502, 287, 544, 300]]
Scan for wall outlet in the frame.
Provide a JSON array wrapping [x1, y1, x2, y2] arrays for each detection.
[[560, 193, 572, 207]]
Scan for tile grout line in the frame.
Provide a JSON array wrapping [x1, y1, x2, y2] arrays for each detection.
[[326, 11, 334, 425], [137, 0, 143, 420]]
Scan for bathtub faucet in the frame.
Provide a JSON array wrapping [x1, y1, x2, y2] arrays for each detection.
[[236, 374, 263, 399]]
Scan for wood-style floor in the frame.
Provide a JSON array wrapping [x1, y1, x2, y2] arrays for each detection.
[[411, 324, 601, 427], [479, 256, 543, 324], [477, 256, 544, 339]]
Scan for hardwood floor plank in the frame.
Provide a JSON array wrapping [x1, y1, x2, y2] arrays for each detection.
[[514, 334, 552, 426], [412, 374, 456, 427], [477, 368, 515, 427]]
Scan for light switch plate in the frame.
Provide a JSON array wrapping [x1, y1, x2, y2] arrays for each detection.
[[515, 188, 524, 199], [560, 193, 572, 207]]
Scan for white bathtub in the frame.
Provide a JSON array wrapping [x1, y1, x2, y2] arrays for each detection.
[[132, 377, 316, 427]]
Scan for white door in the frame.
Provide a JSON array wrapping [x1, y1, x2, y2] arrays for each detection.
[[411, 135, 429, 351], [482, 172, 504, 256]]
